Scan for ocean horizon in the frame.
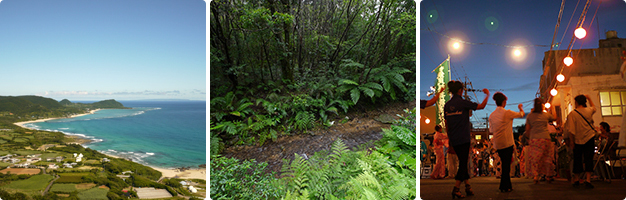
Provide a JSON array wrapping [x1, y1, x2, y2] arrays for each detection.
[[21, 100, 206, 169]]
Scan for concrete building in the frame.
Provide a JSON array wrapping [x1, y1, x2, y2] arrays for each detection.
[[539, 31, 626, 131]]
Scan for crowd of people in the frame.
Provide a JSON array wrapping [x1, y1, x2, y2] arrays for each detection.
[[421, 80, 615, 198]]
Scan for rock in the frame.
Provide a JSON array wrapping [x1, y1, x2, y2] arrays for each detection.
[[375, 114, 396, 124]]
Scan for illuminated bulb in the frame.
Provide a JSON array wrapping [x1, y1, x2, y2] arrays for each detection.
[[575, 27, 586, 39], [453, 42, 460, 49], [425, 118, 431, 124], [513, 49, 521, 57], [556, 74, 565, 82], [564, 56, 573, 66], [545, 102, 551, 109], [550, 89, 558, 96]]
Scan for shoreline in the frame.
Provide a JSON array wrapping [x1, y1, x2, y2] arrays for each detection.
[[12, 108, 207, 181], [13, 109, 102, 130], [99, 152, 206, 180]]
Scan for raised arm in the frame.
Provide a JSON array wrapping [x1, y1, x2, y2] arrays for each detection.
[[584, 94, 595, 108], [424, 87, 445, 107], [476, 88, 490, 110], [518, 103, 525, 117]]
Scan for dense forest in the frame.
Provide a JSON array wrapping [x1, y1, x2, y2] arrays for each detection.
[[0, 96, 126, 128], [210, 0, 417, 199]]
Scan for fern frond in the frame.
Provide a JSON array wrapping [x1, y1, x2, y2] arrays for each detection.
[[330, 139, 349, 161], [350, 88, 360, 104]]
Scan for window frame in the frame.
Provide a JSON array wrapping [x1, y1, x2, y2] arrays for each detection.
[[599, 90, 626, 116]]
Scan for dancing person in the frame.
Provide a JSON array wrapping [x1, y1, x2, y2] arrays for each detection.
[[421, 87, 445, 109], [525, 98, 556, 184], [444, 80, 489, 198], [447, 143, 459, 178], [563, 95, 597, 189], [431, 125, 448, 179], [489, 92, 525, 192]]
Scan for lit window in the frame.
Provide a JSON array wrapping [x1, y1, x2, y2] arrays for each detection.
[[475, 135, 481, 140], [599, 91, 626, 116]]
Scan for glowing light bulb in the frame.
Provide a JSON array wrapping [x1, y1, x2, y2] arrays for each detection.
[[545, 102, 551, 109], [556, 74, 565, 82], [425, 118, 431, 124], [453, 42, 460, 49], [550, 89, 558, 96], [564, 56, 573, 66], [491, 21, 494, 25], [575, 27, 586, 39], [513, 49, 521, 57]]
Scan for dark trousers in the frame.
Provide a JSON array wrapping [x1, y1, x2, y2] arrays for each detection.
[[452, 143, 470, 181], [573, 138, 595, 174], [497, 146, 514, 190]]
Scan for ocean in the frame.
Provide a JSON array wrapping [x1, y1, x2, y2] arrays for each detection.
[[22, 101, 206, 169]]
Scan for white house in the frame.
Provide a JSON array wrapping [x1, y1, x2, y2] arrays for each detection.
[[48, 164, 58, 169], [188, 186, 197, 193]]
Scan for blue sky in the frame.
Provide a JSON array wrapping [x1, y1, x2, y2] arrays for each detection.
[[419, 0, 626, 127], [0, 0, 206, 101]]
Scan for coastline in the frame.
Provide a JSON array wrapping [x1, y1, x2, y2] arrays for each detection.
[[13, 109, 101, 130], [12, 108, 207, 181]]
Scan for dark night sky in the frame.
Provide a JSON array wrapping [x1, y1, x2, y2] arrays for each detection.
[[419, 0, 626, 128]]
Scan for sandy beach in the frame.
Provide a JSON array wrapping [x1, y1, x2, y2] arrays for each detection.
[[13, 109, 101, 130], [152, 166, 207, 180]]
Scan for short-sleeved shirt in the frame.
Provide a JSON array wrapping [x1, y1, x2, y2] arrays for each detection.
[[444, 95, 478, 146], [564, 107, 597, 144], [489, 106, 524, 150], [525, 112, 556, 140]]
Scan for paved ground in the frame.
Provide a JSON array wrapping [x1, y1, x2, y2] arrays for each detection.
[[420, 176, 626, 200]]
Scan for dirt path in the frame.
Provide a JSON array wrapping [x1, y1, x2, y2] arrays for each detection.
[[221, 101, 415, 174]]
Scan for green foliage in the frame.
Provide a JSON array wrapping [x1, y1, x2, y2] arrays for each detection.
[[293, 111, 314, 131], [275, 138, 415, 199], [210, 156, 278, 199], [336, 79, 383, 105], [76, 187, 109, 200]]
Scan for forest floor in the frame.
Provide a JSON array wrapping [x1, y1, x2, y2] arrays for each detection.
[[221, 100, 416, 175]]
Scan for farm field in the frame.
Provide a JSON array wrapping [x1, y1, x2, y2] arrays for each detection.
[[0, 168, 40, 175], [77, 187, 109, 200], [56, 173, 91, 183], [1, 174, 53, 195]]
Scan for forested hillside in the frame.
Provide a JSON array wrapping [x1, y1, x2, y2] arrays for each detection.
[[211, 0, 416, 146], [0, 96, 126, 128], [210, 0, 417, 199]]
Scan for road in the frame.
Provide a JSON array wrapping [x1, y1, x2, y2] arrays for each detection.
[[420, 176, 626, 200]]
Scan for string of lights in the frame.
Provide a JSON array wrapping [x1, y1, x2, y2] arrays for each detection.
[[421, 28, 555, 48], [544, 0, 598, 104]]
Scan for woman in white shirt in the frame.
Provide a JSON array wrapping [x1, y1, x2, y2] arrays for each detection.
[[563, 94, 597, 189]]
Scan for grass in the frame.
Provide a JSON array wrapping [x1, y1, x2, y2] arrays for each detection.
[[0, 139, 6, 144], [12, 138, 29, 143], [0, 162, 11, 168], [50, 183, 78, 193], [56, 173, 90, 183], [10, 149, 41, 156], [77, 187, 109, 200], [2, 174, 53, 192], [0, 150, 10, 156]]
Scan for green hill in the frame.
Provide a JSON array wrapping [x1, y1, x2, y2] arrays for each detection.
[[17, 95, 63, 109], [90, 99, 126, 109]]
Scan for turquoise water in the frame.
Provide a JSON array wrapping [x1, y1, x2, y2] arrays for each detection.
[[23, 101, 206, 169]]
